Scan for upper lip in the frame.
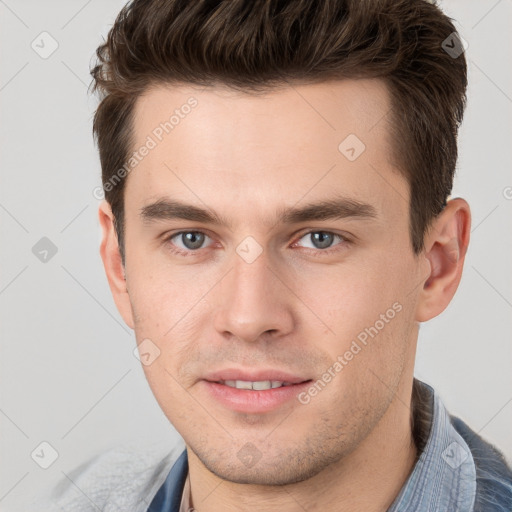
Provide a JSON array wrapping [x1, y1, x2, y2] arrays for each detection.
[[203, 369, 311, 384]]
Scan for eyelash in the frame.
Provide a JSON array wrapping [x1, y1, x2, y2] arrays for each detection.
[[163, 230, 350, 257]]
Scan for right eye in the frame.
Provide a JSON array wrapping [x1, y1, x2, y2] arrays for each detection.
[[167, 231, 213, 252]]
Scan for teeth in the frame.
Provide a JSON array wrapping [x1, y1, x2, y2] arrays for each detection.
[[250, 380, 271, 390], [222, 380, 290, 390], [236, 380, 254, 390]]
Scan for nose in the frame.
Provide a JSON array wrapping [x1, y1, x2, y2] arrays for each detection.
[[213, 247, 295, 343]]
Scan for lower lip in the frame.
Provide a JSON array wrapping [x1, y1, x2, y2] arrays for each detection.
[[202, 380, 312, 413]]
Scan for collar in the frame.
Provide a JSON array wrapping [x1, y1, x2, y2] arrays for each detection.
[[147, 449, 188, 512], [388, 380, 476, 511]]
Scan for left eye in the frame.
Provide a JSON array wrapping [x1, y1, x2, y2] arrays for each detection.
[[295, 231, 344, 250], [170, 231, 212, 250]]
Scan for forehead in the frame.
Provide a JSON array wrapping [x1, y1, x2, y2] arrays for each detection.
[[126, 79, 407, 226]]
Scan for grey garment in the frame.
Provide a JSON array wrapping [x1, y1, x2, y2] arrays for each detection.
[[31, 439, 185, 512]]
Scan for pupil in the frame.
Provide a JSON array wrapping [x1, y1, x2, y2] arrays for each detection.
[[183, 232, 204, 250], [312, 232, 333, 249]]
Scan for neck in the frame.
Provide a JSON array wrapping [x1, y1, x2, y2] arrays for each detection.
[[186, 378, 418, 512]]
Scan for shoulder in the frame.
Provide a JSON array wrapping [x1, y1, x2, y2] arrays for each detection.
[[30, 438, 186, 512], [451, 415, 512, 512]]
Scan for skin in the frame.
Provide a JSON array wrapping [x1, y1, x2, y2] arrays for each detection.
[[99, 79, 471, 511]]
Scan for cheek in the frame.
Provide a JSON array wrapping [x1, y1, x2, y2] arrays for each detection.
[[127, 255, 212, 333], [301, 260, 406, 330], [297, 252, 418, 370], [140, 361, 196, 431], [127, 260, 219, 393]]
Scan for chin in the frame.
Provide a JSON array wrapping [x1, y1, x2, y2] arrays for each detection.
[[193, 445, 342, 486]]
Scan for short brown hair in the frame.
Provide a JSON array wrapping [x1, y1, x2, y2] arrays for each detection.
[[92, 0, 467, 263]]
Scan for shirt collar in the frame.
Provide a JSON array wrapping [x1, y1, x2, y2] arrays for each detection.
[[388, 380, 476, 511]]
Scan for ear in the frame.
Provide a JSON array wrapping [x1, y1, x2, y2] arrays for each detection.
[[98, 201, 134, 330], [415, 198, 471, 322]]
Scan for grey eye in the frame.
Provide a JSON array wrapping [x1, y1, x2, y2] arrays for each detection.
[[172, 231, 209, 250], [297, 231, 341, 250]]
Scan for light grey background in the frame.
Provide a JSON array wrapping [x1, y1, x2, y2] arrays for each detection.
[[1, 0, 511, 510]]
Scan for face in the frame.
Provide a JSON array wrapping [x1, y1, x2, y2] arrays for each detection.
[[110, 79, 430, 485]]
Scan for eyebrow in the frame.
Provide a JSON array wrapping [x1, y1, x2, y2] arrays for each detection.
[[140, 196, 378, 227]]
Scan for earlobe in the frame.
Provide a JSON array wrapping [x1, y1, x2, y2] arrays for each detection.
[[415, 198, 471, 322], [98, 201, 134, 330]]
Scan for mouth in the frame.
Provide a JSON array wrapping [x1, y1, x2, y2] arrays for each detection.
[[200, 370, 313, 413], [216, 379, 299, 390]]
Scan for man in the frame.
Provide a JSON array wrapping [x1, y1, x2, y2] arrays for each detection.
[[42, 0, 512, 510]]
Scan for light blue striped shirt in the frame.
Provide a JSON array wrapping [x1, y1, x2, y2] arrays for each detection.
[[388, 381, 476, 511]]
